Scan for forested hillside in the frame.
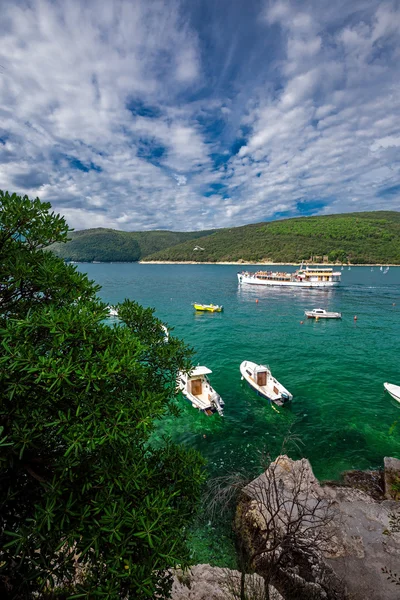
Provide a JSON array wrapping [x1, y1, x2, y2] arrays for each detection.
[[144, 211, 400, 264], [49, 228, 214, 262], [49, 212, 400, 264]]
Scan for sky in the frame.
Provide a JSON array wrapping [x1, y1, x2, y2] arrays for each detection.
[[1, 0, 400, 231]]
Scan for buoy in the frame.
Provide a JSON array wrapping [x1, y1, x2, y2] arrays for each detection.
[[300, 321, 304, 325], [354, 315, 357, 321], [393, 303, 396, 306], [203, 434, 206, 438], [256, 299, 259, 304]]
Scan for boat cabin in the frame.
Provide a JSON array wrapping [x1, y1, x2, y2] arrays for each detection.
[[189, 366, 212, 397], [254, 365, 268, 387], [298, 268, 341, 283]]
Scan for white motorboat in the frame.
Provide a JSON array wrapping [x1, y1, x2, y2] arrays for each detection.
[[304, 308, 342, 319], [240, 360, 292, 407], [384, 382, 400, 403], [177, 366, 224, 416], [108, 306, 119, 317]]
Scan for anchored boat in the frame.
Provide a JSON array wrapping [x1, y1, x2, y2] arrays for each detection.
[[384, 382, 400, 403], [193, 303, 223, 312], [177, 366, 224, 416], [240, 361, 292, 407], [237, 266, 341, 288], [305, 308, 342, 319]]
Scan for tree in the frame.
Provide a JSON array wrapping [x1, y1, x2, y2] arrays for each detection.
[[236, 455, 342, 600], [0, 191, 205, 599]]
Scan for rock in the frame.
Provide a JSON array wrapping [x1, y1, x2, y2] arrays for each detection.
[[384, 457, 400, 500], [171, 565, 283, 600], [341, 469, 385, 501], [236, 455, 400, 600]]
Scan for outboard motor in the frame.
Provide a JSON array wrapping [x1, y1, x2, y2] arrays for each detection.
[[210, 392, 224, 416], [281, 392, 290, 404]]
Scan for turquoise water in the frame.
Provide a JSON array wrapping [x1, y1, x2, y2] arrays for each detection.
[[80, 263, 400, 478], [78, 263, 400, 562]]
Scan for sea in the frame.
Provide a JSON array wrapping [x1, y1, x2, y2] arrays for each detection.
[[77, 262, 400, 564]]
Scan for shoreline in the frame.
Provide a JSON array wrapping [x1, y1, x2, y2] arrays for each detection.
[[139, 260, 400, 267]]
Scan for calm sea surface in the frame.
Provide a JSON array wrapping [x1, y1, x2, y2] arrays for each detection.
[[78, 263, 400, 562]]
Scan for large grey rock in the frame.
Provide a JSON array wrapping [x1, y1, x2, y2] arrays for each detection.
[[237, 456, 400, 600]]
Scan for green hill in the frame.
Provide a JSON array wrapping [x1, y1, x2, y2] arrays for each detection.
[[49, 212, 400, 264], [144, 211, 400, 264], [49, 228, 215, 262]]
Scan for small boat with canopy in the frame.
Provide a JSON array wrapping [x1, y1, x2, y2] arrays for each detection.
[[305, 308, 342, 319], [177, 366, 224, 416], [240, 360, 292, 407]]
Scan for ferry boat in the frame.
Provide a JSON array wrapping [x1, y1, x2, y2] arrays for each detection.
[[237, 266, 341, 288]]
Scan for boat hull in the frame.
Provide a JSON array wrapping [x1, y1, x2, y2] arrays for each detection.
[[238, 274, 339, 288], [384, 382, 400, 403]]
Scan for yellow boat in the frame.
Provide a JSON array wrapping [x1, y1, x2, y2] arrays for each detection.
[[193, 303, 223, 312]]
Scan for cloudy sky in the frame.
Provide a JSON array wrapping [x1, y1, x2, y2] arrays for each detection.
[[1, 0, 400, 231]]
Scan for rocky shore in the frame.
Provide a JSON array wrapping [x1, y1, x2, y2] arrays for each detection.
[[171, 457, 400, 600]]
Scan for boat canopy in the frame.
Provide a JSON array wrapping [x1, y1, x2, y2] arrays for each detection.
[[254, 365, 268, 374], [190, 366, 212, 376]]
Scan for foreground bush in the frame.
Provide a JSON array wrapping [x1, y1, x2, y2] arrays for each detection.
[[0, 191, 205, 599]]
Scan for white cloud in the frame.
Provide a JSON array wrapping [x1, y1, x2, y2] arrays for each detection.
[[0, 0, 399, 231]]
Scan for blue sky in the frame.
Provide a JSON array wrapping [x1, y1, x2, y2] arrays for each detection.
[[1, 0, 400, 231]]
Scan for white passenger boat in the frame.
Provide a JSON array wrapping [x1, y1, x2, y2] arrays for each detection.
[[237, 266, 341, 288], [384, 382, 400, 403], [305, 308, 342, 319], [177, 366, 224, 416], [240, 361, 292, 407]]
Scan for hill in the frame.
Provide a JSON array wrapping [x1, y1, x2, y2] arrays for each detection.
[[144, 211, 400, 264], [49, 228, 215, 262]]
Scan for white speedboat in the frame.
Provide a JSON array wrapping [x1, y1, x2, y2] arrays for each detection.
[[384, 382, 400, 403], [304, 308, 342, 319], [177, 366, 224, 416], [108, 306, 119, 317], [240, 361, 292, 407]]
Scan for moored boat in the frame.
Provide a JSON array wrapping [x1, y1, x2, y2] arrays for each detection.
[[384, 382, 400, 403], [240, 360, 292, 407], [237, 266, 341, 288], [305, 308, 342, 319], [193, 303, 223, 312], [177, 366, 224, 416]]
